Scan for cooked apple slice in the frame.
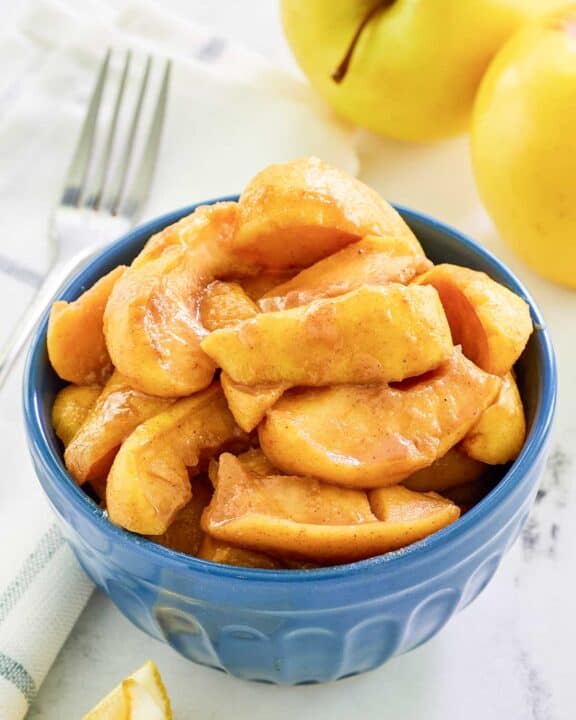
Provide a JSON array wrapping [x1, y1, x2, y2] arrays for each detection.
[[198, 535, 283, 569], [209, 448, 279, 486], [105, 202, 257, 397], [151, 475, 213, 555], [48, 265, 126, 384], [403, 447, 487, 493], [369, 485, 460, 528], [461, 372, 526, 464], [107, 383, 246, 535], [202, 454, 459, 563], [132, 201, 244, 274], [202, 284, 452, 386], [259, 235, 431, 311], [221, 373, 287, 432], [200, 280, 258, 331], [51, 384, 102, 447], [104, 246, 217, 397], [64, 371, 174, 485], [233, 157, 421, 268], [199, 282, 286, 428], [259, 348, 501, 487], [414, 264, 532, 376]]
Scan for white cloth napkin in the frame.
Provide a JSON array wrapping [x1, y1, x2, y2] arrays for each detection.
[[0, 1, 357, 716]]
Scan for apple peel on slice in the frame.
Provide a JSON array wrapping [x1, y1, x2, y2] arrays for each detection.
[[259, 234, 431, 311], [232, 157, 421, 268], [201, 284, 453, 386], [48, 265, 126, 385], [414, 263, 532, 376], [202, 454, 459, 563], [259, 347, 501, 488], [107, 383, 246, 535]]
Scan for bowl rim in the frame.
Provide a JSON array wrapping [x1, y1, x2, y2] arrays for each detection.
[[23, 198, 557, 584]]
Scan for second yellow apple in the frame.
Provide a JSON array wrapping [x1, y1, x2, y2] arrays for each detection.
[[281, 0, 564, 141]]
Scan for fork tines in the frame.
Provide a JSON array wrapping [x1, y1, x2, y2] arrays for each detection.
[[61, 50, 171, 221]]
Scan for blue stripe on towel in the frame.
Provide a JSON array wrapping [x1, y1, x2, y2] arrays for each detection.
[[0, 651, 36, 703], [0, 524, 64, 624]]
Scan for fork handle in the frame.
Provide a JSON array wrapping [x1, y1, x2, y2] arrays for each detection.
[[0, 250, 98, 390]]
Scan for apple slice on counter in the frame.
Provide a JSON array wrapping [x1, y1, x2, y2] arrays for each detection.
[[82, 660, 171, 720]]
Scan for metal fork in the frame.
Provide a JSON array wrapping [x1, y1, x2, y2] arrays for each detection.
[[0, 50, 171, 389]]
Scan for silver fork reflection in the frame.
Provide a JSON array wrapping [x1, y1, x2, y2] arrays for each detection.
[[0, 49, 171, 389]]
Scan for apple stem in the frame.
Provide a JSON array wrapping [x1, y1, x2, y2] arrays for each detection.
[[331, 1, 394, 84]]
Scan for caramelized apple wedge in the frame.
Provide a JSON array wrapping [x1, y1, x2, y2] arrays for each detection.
[[200, 281, 258, 331], [369, 485, 460, 527], [104, 247, 216, 397], [259, 235, 431, 311], [202, 285, 452, 386], [198, 535, 283, 569], [227, 448, 279, 478], [48, 265, 126, 384], [107, 383, 246, 535], [221, 374, 287, 432], [233, 157, 421, 268], [415, 264, 532, 376], [64, 371, 174, 485], [199, 282, 286, 428], [461, 372, 526, 464], [151, 475, 213, 555], [105, 202, 260, 397], [51, 384, 102, 447], [403, 447, 487, 493], [132, 201, 243, 273], [202, 454, 459, 563], [259, 348, 501, 487]]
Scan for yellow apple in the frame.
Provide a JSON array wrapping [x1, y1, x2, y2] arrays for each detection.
[[472, 5, 576, 288], [281, 0, 564, 141]]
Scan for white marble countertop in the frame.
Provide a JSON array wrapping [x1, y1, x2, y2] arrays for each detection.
[[0, 1, 574, 718]]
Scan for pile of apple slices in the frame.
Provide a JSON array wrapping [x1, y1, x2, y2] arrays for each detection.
[[49, 157, 532, 567]]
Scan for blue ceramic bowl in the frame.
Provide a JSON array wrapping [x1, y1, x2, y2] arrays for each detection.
[[24, 199, 556, 684]]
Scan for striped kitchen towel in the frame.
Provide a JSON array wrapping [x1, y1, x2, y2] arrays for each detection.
[[0, 523, 93, 718], [0, 0, 357, 716]]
